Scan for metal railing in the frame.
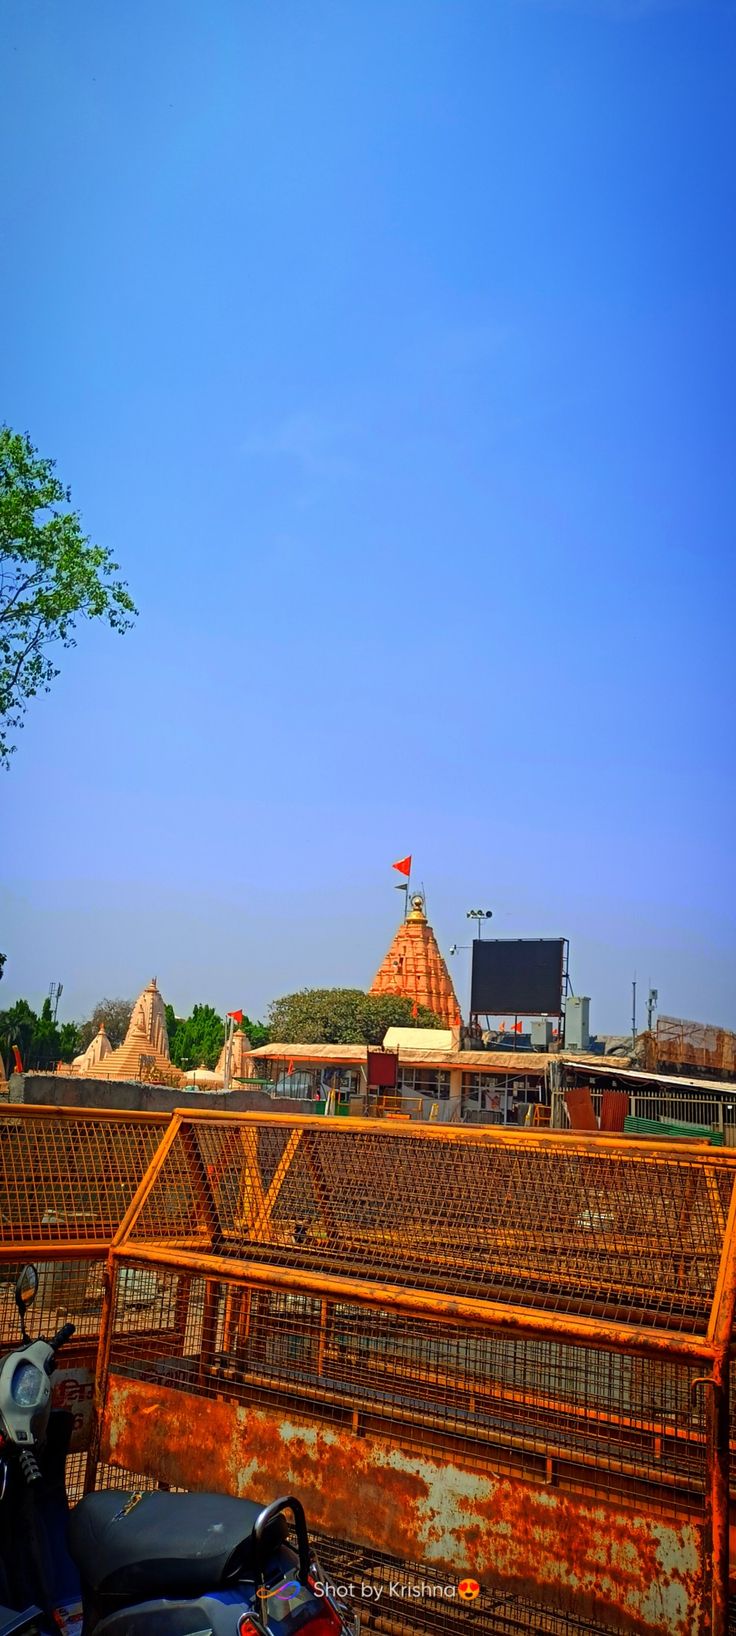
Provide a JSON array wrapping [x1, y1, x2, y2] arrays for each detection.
[[90, 1110, 736, 1636], [551, 1084, 736, 1142], [0, 1103, 170, 1458]]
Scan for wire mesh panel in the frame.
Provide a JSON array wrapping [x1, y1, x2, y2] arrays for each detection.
[[98, 1115, 736, 1636], [106, 1264, 709, 1516], [655, 1017, 736, 1076], [0, 1106, 169, 1246], [101, 1261, 709, 1635], [0, 1106, 171, 1456], [0, 1106, 170, 1344], [312, 1534, 638, 1636], [127, 1115, 736, 1335]]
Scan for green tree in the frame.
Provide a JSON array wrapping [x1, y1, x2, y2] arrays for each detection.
[[0, 998, 38, 1071], [241, 1014, 270, 1050], [0, 427, 137, 766], [33, 997, 62, 1069], [78, 997, 133, 1051], [169, 1004, 226, 1070], [266, 988, 444, 1046], [165, 1004, 269, 1066], [59, 1021, 82, 1061], [0, 954, 5, 982], [0, 997, 80, 1070], [164, 1003, 180, 1060]]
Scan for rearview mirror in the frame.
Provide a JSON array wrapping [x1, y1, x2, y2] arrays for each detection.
[[15, 1265, 39, 1314]]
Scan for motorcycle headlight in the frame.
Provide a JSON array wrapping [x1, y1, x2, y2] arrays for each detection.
[[11, 1360, 44, 1407]]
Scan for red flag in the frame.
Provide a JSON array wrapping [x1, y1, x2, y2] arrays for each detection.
[[411, 999, 419, 1019], [287, 1059, 294, 1076], [12, 1046, 23, 1074], [227, 1009, 244, 1025], [392, 856, 412, 877], [513, 1020, 523, 1033]]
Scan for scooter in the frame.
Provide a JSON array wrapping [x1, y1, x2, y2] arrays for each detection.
[[0, 1267, 358, 1636]]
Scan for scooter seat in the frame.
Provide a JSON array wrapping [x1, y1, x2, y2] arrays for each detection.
[[67, 1489, 288, 1607]]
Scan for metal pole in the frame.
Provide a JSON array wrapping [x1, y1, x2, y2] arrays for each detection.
[[631, 980, 637, 1053], [224, 1015, 234, 1090]]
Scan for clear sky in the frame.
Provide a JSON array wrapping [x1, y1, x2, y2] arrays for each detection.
[[1, 0, 734, 1036]]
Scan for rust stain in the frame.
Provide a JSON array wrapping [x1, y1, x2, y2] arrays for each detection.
[[102, 1376, 703, 1636]]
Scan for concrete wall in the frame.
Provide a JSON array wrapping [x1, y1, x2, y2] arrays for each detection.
[[10, 1073, 314, 1118]]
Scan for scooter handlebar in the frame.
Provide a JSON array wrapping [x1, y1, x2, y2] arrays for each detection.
[[48, 1322, 76, 1354]]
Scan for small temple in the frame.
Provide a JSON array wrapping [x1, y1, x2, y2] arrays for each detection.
[[369, 894, 462, 1027], [215, 1027, 252, 1083], [180, 1030, 252, 1090], [84, 979, 181, 1084], [71, 1023, 112, 1075]]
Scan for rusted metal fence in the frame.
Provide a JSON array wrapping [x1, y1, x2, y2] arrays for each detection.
[[0, 1103, 170, 1487], [91, 1111, 736, 1636], [650, 1018, 736, 1078]]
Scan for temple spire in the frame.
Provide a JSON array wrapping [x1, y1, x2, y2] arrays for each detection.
[[369, 894, 462, 1026]]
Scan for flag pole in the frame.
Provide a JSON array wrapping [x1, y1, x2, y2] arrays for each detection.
[[223, 1014, 234, 1090]]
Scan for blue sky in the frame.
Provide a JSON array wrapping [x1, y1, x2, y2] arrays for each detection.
[[1, 0, 734, 1034]]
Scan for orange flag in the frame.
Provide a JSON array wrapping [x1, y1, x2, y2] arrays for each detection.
[[411, 999, 419, 1019], [287, 1059, 294, 1075], [392, 856, 412, 877]]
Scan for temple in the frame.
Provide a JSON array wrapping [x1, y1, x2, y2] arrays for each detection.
[[215, 1027, 252, 1084], [84, 979, 181, 1084], [71, 1023, 112, 1075], [128, 978, 170, 1058], [369, 894, 462, 1027]]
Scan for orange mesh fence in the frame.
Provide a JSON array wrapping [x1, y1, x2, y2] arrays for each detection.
[[124, 1113, 736, 1336], [0, 1105, 171, 1454], [93, 1112, 736, 1636], [0, 1104, 169, 1251], [104, 1260, 709, 1521]]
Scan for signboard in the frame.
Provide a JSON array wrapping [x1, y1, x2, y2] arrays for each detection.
[[470, 939, 565, 1017], [52, 1366, 95, 1451]]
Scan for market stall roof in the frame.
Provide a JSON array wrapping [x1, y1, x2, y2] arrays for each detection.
[[246, 1041, 616, 1075], [563, 1057, 736, 1094]]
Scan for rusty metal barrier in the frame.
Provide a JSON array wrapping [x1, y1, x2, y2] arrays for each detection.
[[650, 1017, 736, 1077], [0, 1103, 171, 1465], [90, 1111, 736, 1636]]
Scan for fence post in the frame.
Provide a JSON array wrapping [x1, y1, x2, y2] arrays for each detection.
[[704, 1363, 729, 1636]]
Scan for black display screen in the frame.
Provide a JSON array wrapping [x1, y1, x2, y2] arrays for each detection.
[[470, 939, 565, 1016]]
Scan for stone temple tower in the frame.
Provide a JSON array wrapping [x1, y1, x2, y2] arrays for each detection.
[[128, 978, 170, 1058], [369, 895, 461, 1026]]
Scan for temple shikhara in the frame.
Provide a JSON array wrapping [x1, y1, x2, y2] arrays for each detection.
[[369, 893, 461, 1027], [73, 978, 182, 1085], [215, 1026, 251, 1082], [71, 1023, 112, 1075], [181, 1027, 252, 1088]]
